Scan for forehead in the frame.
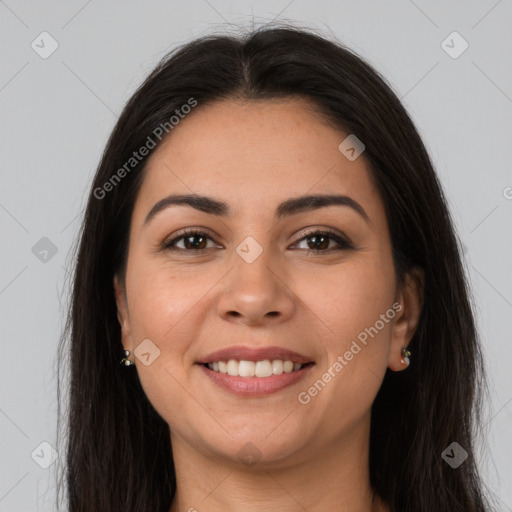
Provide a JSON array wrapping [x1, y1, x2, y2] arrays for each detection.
[[132, 98, 382, 223]]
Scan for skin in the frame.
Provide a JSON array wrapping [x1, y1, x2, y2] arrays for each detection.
[[114, 98, 424, 512]]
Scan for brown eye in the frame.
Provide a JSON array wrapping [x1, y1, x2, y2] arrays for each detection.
[[305, 233, 330, 250], [293, 230, 353, 253], [180, 234, 208, 250], [162, 230, 218, 252]]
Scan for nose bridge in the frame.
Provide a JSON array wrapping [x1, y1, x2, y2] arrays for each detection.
[[234, 234, 277, 288], [216, 231, 295, 325]]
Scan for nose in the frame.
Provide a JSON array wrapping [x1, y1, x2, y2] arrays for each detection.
[[216, 245, 295, 327]]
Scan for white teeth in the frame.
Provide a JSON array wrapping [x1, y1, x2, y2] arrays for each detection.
[[206, 359, 305, 377], [272, 360, 284, 375], [227, 359, 239, 376], [283, 360, 294, 373], [238, 360, 255, 377], [255, 360, 273, 377]]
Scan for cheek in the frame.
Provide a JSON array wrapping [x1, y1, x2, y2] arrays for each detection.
[[299, 254, 396, 403], [124, 268, 203, 427], [305, 256, 396, 344], [125, 255, 209, 342]]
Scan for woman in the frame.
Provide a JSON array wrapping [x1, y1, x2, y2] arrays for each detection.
[[56, 24, 496, 511]]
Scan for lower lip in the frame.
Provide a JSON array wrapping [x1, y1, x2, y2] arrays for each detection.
[[198, 363, 314, 397]]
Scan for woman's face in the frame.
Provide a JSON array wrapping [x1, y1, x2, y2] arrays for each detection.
[[114, 98, 421, 468]]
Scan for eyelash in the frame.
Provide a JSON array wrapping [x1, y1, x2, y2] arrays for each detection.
[[161, 227, 354, 255]]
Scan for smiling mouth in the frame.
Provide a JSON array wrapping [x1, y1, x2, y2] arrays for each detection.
[[198, 359, 315, 396], [202, 359, 315, 378]]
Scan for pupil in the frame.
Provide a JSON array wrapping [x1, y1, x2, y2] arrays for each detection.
[[186, 235, 206, 249], [309, 235, 328, 250]]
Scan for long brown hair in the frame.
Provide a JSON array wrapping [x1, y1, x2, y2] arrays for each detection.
[[56, 24, 497, 511]]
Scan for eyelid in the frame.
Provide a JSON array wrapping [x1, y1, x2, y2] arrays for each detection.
[[293, 226, 349, 243]]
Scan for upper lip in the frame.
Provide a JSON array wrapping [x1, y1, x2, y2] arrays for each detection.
[[197, 345, 314, 364]]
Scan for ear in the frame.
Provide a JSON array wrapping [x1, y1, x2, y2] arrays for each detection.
[[113, 274, 132, 350], [388, 267, 424, 372]]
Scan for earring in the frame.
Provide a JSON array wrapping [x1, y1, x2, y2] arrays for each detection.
[[400, 347, 411, 367], [120, 349, 133, 366]]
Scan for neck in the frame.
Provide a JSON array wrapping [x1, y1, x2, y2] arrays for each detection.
[[168, 414, 388, 512]]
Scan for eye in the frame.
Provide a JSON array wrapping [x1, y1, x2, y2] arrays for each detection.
[[162, 229, 220, 252], [292, 229, 354, 254]]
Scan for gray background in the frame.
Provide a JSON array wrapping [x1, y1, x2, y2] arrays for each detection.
[[1, 0, 511, 510]]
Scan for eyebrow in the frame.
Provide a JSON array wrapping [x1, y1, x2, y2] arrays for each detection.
[[143, 193, 370, 226]]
